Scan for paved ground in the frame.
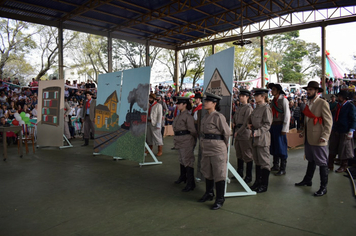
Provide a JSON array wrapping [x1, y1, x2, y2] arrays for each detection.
[[0, 136, 355, 236]]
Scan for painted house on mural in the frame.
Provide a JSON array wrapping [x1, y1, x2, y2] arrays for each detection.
[[95, 91, 119, 129]]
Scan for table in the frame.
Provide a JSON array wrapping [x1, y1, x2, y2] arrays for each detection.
[[0, 126, 23, 161]]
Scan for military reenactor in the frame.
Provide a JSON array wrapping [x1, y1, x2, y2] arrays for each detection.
[[328, 90, 356, 172], [268, 83, 290, 176], [295, 81, 332, 197], [198, 93, 231, 210], [232, 89, 253, 183], [173, 97, 197, 191], [248, 88, 273, 193], [146, 94, 164, 156], [192, 92, 204, 181]]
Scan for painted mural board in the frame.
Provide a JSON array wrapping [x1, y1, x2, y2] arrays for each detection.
[[94, 71, 124, 156], [37, 80, 65, 147], [203, 47, 234, 124], [117, 67, 150, 162]]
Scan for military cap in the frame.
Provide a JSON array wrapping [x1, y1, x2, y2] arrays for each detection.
[[204, 92, 222, 102], [253, 88, 269, 96], [239, 88, 251, 96], [176, 96, 190, 104]]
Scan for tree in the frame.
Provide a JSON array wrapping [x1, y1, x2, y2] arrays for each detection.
[[34, 26, 78, 81], [2, 53, 35, 81], [70, 33, 107, 83], [265, 31, 320, 84], [111, 40, 162, 70], [0, 19, 37, 79], [186, 46, 210, 88]]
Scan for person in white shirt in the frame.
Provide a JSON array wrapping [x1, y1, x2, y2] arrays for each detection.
[[31, 104, 38, 118]]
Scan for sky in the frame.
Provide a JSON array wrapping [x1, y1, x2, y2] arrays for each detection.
[[299, 21, 356, 72]]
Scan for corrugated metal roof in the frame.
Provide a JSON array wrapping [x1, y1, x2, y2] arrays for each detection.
[[0, 0, 355, 49]]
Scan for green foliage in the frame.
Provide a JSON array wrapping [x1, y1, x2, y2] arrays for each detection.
[[0, 19, 37, 79], [266, 31, 320, 83]]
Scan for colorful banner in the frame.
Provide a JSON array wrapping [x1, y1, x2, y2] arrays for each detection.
[[37, 80, 65, 147], [94, 71, 123, 156]]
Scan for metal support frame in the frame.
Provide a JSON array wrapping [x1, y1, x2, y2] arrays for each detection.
[[211, 44, 215, 55], [321, 24, 326, 96], [108, 31, 113, 73], [225, 137, 256, 197], [60, 134, 73, 149], [139, 142, 162, 166], [260, 34, 265, 88], [146, 40, 150, 67], [58, 21, 64, 80], [174, 49, 179, 92], [93, 152, 123, 160]]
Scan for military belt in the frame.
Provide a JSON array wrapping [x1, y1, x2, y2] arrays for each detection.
[[203, 133, 224, 140]]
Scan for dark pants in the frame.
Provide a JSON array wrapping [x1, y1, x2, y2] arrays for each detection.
[[84, 115, 95, 139]]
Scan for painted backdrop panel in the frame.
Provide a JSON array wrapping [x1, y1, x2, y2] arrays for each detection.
[[94, 71, 123, 156], [203, 47, 234, 124], [37, 80, 65, 147], [117, 67, 150, 162]]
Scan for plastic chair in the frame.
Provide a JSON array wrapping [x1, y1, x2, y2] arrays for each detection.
[[18, 124, 36, 154]]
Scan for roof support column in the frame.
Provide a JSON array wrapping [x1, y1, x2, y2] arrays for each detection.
[[174, 49, 179, 93], [58, 22, 64, 80], [108, 31, 112, 73], [212, 44, 215, 54], [321, 23, 326, 96], [260, 34, 265, 88], [146, 40, 150, 67]]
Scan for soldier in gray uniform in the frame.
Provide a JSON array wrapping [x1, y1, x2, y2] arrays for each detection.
[[198, 93, 231, 210], [232, 89, 253, 183], [173, 97, 197, 192], [248, 88, 273, 193]]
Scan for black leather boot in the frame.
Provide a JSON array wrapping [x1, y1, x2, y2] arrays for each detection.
[[275, 159, 287, 176], [81, 138, 89, 146], [182, 167, 195, 192], [295, 161, 316, 186], [314, 166, 328, 196], [244, 161, 253, 184], [198, 179, 215, 202], [237, 159, 244, 177], [211, 180, 225, 210], [174, 164, 187, 184], [250, 165, 261, 191], [271, 156, 279, 171], [256, 169, 270, 193]]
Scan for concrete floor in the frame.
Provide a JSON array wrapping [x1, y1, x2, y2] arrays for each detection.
[[0, 136, 355, 236]]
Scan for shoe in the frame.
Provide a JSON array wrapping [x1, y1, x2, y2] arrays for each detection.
[[275, 159, 287, 176], [295, 161, 316, 187], [256, 169, 270, 193], [335, 159, 348, 173], [198, 179, 214, 202], [174, 164, 187, 184], [314, 166, 328, 197], [271, 156, 279, 171], [145, 145, 153, 154], [211, 181, 225, 210], [157, 145, 163, 156], [171, 147, 176, 150], [314, 187, 327, 196], [81, 138, 89, 146], [182, 167, 195, 192]]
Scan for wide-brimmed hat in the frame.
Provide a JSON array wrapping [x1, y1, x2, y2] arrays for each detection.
[[337, 90, 348, 99], [302, 81, 323, 92], [194, 92, 202, 99], [268, 83, 286, 95], [149, 93, 156, 100]]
